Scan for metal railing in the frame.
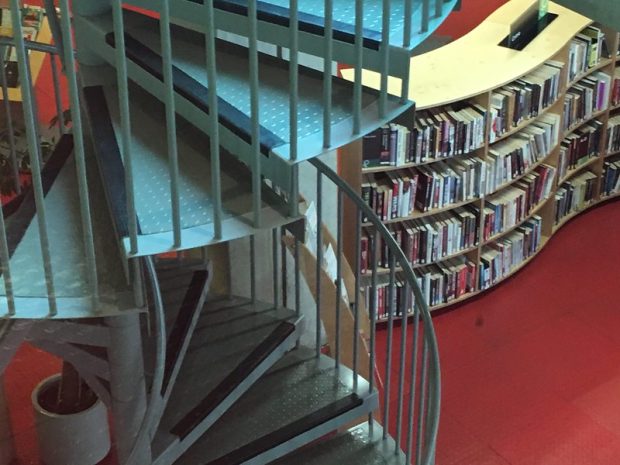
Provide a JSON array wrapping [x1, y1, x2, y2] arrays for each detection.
[[0, 4, 100, 317], [3, 1, 442, 463], [308, 158, 441, 464]]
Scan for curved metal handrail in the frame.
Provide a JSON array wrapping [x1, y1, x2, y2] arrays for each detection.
[[310, 157, 441, 465], [125, 257, 167, 465]]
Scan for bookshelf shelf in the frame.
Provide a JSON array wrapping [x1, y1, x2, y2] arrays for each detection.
[[361, 145, 486, 174], [557, 155, 601, 186], [483, 195, 551, 244], [567, 58, 614, 90], [361, 197, 480, 226], [490, 97, 562, 145], [340, 0, 620, 319], [552, 200, 597, 232], [361, 243, 480, 283], [563, 108, 609, 139]]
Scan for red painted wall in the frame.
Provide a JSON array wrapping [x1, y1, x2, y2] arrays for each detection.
[[437, 0, 509, 40]]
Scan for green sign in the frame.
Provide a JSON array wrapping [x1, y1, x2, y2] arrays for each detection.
[[539, 0, 549, 19]]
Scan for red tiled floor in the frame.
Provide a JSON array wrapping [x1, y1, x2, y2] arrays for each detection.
[[378, 199, 620, 465]]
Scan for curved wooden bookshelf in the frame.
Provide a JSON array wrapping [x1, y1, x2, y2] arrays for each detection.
[[340, 0, 620, 318]]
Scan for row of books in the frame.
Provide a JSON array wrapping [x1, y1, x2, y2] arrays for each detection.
[[612, 67, 620, 107], [482, 165, 556, 240], [486, 114, 560, 192], [365, 280, 416, 320], [567, 26, 608, 85], [361, 157, 487, 220], [482, 165, 556, 241], [602, 159, 620, 196], [361, 104, 487, 168], [361, 207, 479, 271], [557, 121, 603, 181], [364, 256, 478, 318], [479, 217, 543, 290], [563, 72, 611, 131], [490, 61, 563, 140], [607, 114, 620, 154], [554, 171, 598, 224]]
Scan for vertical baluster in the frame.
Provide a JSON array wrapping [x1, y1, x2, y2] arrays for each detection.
[[401, 0, 414, 102], [353, 0, 364, 134], [368, 228, 379, 433], [9, 2, 57, 315], [415, 340, 430, 464], [422, 0, 430, 33], [294, 235, 301, 319], [315, 172, 323, 358], [335, 188, 343, 368], [395, 273, 409, 453], [0, 45, 20, 195], [290, 163, 299, 217], [323, 0, 333, 147], [352, 209, 362, 390], [379, 0, 391, 118], [43, 0, 64, 63], [250, 235, 257, 303], [435, 0, 443, 18], [382, 253, 396, 438], [49, 53, 65, 138], [272, 227, 280, 308], [405, 301, 421, 464], [204, 0, 223, 240], [248, 0, 262, 227], [289, 0, 299, 162], [111, 0, 139, 254], [280, 227, 287, 308], [160, 0, 182, 248], [0, 202, 14, 316], [59, 0, 99, 310]]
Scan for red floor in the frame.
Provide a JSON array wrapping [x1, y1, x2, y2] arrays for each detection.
[[377, 198, 620, 465]]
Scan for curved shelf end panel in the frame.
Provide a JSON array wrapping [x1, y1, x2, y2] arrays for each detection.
[[82, 68, 302, 259], [0, 135, 138, 319], [341, 1, 592, 109]]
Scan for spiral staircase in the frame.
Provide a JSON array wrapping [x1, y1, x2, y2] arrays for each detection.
[[0, 1, 457, 464]]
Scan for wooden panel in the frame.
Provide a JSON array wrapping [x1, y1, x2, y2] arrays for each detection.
[[341, 0, 592, 109]]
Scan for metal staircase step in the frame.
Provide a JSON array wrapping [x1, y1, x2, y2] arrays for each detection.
[[153, 295, 303, 464], [82, 75, 297, 257], [0, 134, 136, 318], [76, 8, 409, 170], [273, 421, 406, 465], [155, 348, 377, 465], [124, 0, 459, 78]]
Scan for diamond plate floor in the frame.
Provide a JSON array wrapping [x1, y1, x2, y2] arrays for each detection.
[[78, 8, 409, 164], [0, 138, 135, 318], [273, 421, 406, 465], [167, 348, 376, 465], [157, 295, 300, 435], [82, 69, 296, 255]]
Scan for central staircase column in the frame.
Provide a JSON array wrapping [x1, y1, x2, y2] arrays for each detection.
[[106, 314, 151, 465]]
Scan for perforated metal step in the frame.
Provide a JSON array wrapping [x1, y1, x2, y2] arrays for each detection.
[[82, 70, 298, 257], [75, 8, 409, 171], [124, 0, 460, 78], [0, 135, 136, 319], [273, 421, 407, 465], [153, 347, 377, 465]]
